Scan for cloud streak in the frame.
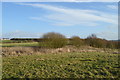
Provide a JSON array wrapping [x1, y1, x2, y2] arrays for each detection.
[[2, 31, 43, 38], [96, 31, 118, 40], [107, 5, 118, 10], [20, 3, 117, 27]]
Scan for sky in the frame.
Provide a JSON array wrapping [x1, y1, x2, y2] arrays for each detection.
[[1, 0, 119, 2], [2, 2, 118, 40]]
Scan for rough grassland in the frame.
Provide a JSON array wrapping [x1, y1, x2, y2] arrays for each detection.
[[2, 52, 119, 78], [0, 42, 39, 47]]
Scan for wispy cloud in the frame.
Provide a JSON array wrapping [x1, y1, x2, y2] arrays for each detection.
[[2, 31, 43, 38], [2, 0, 119, 2], [20, 3, 117, 27], [96, 31, 118, 40], [107, 5, 118, 10]]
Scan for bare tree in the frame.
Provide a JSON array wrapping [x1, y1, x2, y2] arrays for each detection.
[[87, 34, 97, 39]]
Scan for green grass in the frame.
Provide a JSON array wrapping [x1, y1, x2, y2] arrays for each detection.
[[0, 42, 39, 47], [2, 52, 119, 78], [0, 40, 48, 47], [0, 40, 33, 43], [0, 40, 13, 43], [0, 40, 39, 47], [1, 42, 53, 47]]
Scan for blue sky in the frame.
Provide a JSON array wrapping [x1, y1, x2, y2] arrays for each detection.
[[2, 0, 119, 2], [2, 2, 118, 40]]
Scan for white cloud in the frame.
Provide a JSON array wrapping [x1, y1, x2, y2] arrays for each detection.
[[96, 31, 118, 40], [2, 31, 43, 38], [20, 3, 117, 27], [2, 0, 119, 2], [107, 5, 118, 10]]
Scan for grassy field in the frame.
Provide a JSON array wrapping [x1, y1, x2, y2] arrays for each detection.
[[0, 40, 39, 47], [2, 52, 119, 78], [0, 40, 51, 47], [0, 40, 33, 43], [0, 40, 13, 43], [1, 42, 39, 47]]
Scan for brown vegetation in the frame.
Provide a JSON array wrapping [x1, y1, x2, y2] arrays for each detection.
[[2, 46, 118, 57], [2, 32, 119, 57]]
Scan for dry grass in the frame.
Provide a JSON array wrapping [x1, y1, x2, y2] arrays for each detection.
[[2, 46, 118, 57]]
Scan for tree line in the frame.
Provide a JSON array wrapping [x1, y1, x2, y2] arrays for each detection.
[[38, 32, 119, 49]]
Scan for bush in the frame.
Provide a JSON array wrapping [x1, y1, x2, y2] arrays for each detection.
[[46, 38, 67, 48], [85, 38, 107, 48], [106, 41, 119, 49], [38, 33, 119, 49], [39, 32, 68, 48], [106, 41, 115, 49], [70, 36, 85, 47], [42, 32, 66, 39]]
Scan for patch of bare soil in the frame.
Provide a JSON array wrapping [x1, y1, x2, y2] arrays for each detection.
[[1, 46, 118, 57]]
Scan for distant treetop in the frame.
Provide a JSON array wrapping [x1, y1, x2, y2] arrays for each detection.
[[42, 32, 66, 39], [87, 34, 97, 39]]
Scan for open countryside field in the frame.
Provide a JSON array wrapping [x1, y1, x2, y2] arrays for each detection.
[[1, 38, 120, 79], [2, 2, 119, 79], [1, 42, 39, 47], [3, 52, 119, 78], [0, 40, 39, 47]]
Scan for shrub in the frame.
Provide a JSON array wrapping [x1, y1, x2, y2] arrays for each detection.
[[106, 41, 115, 49], [86, 34, 120, 49], [85, 36, 107, 48], [46, 38, 67, 48], [39, 32, 68, 48], [42, 32, 66, 39], [106, 41, 119, 49], [70, 36, 85, 47]]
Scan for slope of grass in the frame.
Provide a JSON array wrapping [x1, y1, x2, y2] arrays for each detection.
[[3, 52, 119, 78]]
